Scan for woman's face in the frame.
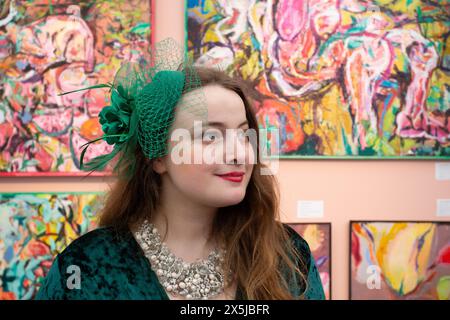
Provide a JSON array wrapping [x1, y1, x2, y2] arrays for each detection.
[[154, 84, 255, 208]]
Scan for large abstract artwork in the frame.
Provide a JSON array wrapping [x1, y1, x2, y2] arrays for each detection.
[[0, 192, 103, 299], [350, 221, 450, 300], [288, 223, 332, 299], [187, 0, 450, 158], [0, 0, 153, 175]]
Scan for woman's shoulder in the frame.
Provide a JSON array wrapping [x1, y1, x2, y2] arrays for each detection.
[[280, 223, 326, 299], [64, 226, 127, 246], [36, 226, 152, 299], [56, 226, 134, 266], [281, 223, 313, 265]]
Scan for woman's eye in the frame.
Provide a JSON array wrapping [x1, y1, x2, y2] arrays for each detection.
[[238, 130, 250, 141], [203, 131, 221, 142]]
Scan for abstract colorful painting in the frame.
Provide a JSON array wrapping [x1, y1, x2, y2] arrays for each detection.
[[288, 223, 331, 299], [350, 221, 450, 300], [0, 192, 104, 299], [0, 0, 153, 175], [187, 0, 450, 158]]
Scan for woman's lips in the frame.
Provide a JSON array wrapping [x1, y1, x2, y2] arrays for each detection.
[[215, 172, 244, 183], [218, 175, 243, 182]]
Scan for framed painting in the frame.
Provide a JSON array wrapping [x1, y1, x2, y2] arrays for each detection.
[[0, 0, 154, 176], [0, 192, 104, 299], [287, 222, 332, 299], [350, 220, 450, 300], [186, 0, 450, 159]]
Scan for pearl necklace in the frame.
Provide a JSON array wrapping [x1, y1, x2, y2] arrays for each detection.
[[133, 219, 232, 300]]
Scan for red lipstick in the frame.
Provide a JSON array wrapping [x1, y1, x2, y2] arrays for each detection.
[[215, 172, 244, 183]]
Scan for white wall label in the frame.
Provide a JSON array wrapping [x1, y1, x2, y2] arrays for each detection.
[[435, 162, 450, 180], [297, 200, 324, 218], [437, 199, 450, 217]]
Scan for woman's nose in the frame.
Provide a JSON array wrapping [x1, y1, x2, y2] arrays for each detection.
[[224, 130, 248, 165]]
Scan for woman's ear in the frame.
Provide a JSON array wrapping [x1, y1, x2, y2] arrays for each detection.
[[152, 157, 167, 174]]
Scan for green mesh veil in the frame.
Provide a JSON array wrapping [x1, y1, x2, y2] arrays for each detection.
[[59, 38, 207, 179]]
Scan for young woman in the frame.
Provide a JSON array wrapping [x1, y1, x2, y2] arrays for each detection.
[[35, 58, 325, 300]]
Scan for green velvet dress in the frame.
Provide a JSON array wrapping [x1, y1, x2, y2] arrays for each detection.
[[35, 223, 325, 300]]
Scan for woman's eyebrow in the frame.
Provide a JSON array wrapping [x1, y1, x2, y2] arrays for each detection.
[[204, 121, 249, 129]]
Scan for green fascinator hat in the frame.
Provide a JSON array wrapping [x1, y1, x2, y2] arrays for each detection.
[[59, 38, 207, 179]]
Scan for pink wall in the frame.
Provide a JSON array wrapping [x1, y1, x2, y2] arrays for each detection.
[[1, 0, 449, 300]]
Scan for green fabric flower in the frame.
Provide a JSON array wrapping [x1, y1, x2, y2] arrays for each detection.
[[99, 85, 133, 145]]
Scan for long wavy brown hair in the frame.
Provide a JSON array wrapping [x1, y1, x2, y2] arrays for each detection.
[[96, 66, 308, 299]]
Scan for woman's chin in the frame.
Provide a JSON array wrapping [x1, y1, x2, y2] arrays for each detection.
[[213, 191, 246, 207]]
